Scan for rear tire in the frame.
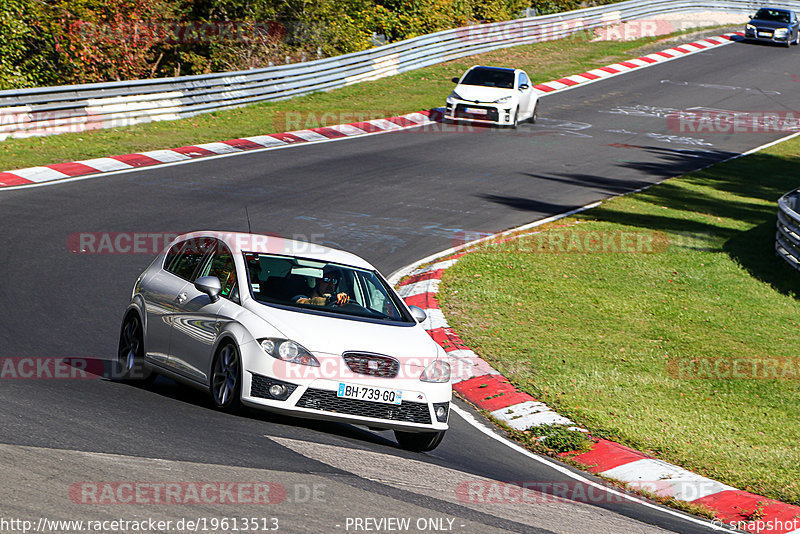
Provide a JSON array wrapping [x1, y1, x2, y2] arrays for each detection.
[[117, 313, 154, 384], [394, 430, 446, 452], [210, 342, 243, 412]]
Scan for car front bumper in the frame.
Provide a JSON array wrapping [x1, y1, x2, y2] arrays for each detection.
[[239, 345, 451, 432], [745, 28, 792, 44], [444, 100, 516, 126]]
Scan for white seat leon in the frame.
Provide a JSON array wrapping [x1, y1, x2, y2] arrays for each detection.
[[118, 231, 452, 451]]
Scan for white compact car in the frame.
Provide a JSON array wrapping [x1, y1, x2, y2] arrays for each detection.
[[118, 231, 452, 451], [445, 65, 539, 128]]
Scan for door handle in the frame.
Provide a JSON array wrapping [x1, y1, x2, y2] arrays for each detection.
[[176, 292, 187, 304]]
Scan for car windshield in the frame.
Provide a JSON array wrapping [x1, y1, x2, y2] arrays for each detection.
[[460, 68, 515, 89], [754, 9, 791, 23], [244, 253, 413, 323]]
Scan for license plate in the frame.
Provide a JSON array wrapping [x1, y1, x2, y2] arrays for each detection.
[[758, 31, 772, 37], [465, 107, 487, 115], [337, 383, 402, 405]]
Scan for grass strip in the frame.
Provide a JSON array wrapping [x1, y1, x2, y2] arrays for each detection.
[[0, 27, 732, 170], [438, 137, 800, 505]]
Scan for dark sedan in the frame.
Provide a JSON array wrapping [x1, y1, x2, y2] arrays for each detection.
[[744, 8, 799, 47]]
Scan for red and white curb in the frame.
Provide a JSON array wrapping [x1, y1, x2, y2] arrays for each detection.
[[390, 212, 800, 534], [0, 113, 436, 188], [0, 32, 743, 190], [531, 32, 742, 95]]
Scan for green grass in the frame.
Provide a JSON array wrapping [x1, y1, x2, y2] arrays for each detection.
[[439, 140, 800, 505], [0, 27, 728, 170]]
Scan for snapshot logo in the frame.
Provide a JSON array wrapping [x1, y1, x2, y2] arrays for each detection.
[[69, 482, 290, 505], [713, 517, 800, 533], [667, 357, 800, 380], [667, 107, 800, 134]]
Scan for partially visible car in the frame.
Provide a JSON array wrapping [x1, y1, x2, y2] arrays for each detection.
[[445, 65, 539, 128], [117, 231, 452, 452], [744, 7, 799, 47]]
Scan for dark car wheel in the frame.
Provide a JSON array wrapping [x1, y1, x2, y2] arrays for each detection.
[[117, 313, 154, 383], [211, 342, 243, 412], [529, 101, 539, 124], [394, 430, 446, 452]]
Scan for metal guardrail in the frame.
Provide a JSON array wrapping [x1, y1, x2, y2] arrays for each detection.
[[776, 189, 800, 271], [0, 0, 785, 140]]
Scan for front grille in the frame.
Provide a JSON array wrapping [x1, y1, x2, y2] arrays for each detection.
[[296, 388, 432, 424], [250, 373, 298, 399], [455, 104, 499, 121], [342, 352, 399, 378]]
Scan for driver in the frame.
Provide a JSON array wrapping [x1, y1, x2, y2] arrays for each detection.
[[294, 266, 350, 306]]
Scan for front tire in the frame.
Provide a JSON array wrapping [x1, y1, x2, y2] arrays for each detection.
[[394, 430, 445, 452], [117, 313, 154, 383], [529, 101, 539, 124], [511, 109, 519, 129], [210, 342, 242, 412]]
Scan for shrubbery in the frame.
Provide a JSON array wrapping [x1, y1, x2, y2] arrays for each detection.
[[0, 0, 621, 89]]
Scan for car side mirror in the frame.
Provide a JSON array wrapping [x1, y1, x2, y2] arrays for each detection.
[[519, 83, 529, 90], [408, 305, 427, 323], [451, 77, 459, 83], [195, 276, 221, 303]]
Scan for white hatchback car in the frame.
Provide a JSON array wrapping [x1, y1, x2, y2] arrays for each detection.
[[445, 65, 539, 128], [118, 231, 452, 451]]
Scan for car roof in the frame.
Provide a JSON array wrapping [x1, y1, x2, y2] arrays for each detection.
[[469, 65, 517, 73], [172, 230, 375, 270], [756, 7, 792, 14]]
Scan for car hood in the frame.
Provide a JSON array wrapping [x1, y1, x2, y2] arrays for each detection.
[[249, 302, 439, 364], [750, 19, 791, 29], [454, 85, 516, 103]]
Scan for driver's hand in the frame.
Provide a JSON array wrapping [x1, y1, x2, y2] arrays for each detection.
[[329, 292, 349, 305]]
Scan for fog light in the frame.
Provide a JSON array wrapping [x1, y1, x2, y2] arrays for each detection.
[[433, 402, 449, 423], [269, 384, 289, 400]]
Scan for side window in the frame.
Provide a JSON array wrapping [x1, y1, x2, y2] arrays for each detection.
[[519, 72, 529, 87], [199, 241, 239, 303], [165, 238, 212, 281]]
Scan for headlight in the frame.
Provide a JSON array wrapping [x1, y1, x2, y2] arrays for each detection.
[[259, 338, 319, 367], [493, 96, 512, 104], [446, 91, 462, 103], [775, 28, 789, 37], [745, 24, 755, 31], [420, 360, 450, 383]]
